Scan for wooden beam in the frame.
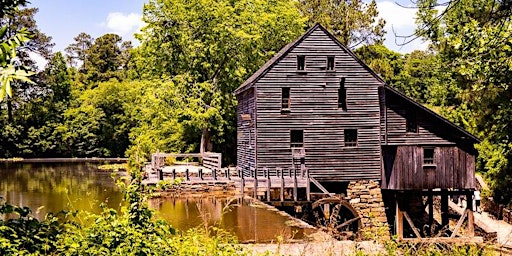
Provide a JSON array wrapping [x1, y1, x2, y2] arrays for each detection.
[[279, 168, 284, 202], [450, 209, 468, 238], [403, 211, 422, 238], [428, 191, 433, 236], [396, 196, 403, 239], [441, 190, 449, 227], [335, 216, 361, 229], [403, 237, 484, 244], [467, 192, 475, 237]]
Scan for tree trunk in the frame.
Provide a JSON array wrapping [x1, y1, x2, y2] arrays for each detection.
[[200, 128, 212, 156]]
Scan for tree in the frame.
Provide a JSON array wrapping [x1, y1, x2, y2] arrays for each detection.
[[84, 33, 129, 84], [64, 32, 93, 69], [415, 0, 512, 203], [132, 0, 306, 161], [297, 0, 386, 47]]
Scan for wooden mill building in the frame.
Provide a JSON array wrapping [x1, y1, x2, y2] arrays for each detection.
[[235, 24, 480, 239]]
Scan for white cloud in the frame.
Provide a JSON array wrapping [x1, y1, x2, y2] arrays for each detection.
[[104, 12, 144, 37], [28, 52, 48, 71]]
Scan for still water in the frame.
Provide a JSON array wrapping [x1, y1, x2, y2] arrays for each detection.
[[0, 163, 308, 242]]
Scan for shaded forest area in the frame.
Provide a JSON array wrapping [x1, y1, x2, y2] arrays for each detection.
[[2, 0, 512, 204]]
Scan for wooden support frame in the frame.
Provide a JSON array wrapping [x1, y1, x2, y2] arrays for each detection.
[[403, 211, 422, 238]]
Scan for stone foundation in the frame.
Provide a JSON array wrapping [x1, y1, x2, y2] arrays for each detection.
[[346, 180, 390, 239]]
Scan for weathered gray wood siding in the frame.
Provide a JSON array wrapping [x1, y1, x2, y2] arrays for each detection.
[[254, 27, 383, 182], [385, 90, 453, 145], [382, 145, 475, 190], [237, 88, 256, 174]]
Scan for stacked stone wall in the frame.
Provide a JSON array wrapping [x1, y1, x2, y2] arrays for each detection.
[[346, 180, 390, 238]]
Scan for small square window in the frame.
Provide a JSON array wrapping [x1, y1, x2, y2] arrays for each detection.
[[423, 147, 435, 165], [291, 130, 304, 148], [297, 55, 305, 71], [327, 56, 335, 70], [344, 129, 357, 147]]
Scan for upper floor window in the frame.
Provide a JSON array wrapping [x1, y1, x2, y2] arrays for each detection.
[[327, 56, 335, 70], [338, 77, 347, 111], [406, 112, 418, 133], [344, 129, 357, 147], [281, 87, 290, 111], [291, 130, 304, 148], [423, 147, 435, 165], [297, 55, 305, 71]]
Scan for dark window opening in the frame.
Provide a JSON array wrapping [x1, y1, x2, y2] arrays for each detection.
[[344, 129, 357, 147], [406, 112, 418, 133], [281, 87, 290, 110], [424, 147, 435, 165], [297, 55, 305, 71], [327, 56, 335, 70], [291, 130, 304, 148], [338, 77, 347, 111]]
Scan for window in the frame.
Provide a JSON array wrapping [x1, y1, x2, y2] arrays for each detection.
[[327, 56, 335, 70], [423, 147, 435, 165], [344, 129, 357, 147], [406, 112, 418, 133], [338, 77, 347, 111], [297, 55, 305, 71], [291, 130, 304, 148], [281, 87, 290, 110]]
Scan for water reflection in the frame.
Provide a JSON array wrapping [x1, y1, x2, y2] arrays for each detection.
[[0, 162, 123, 219], [151, 197, 308, 242], [0, 163, 310, 242]]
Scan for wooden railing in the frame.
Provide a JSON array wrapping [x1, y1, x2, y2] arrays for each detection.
[[151, 152, 222, 170]]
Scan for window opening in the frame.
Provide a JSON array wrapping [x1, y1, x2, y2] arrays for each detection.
[[281, 87, 290, 110], [344, 129, 357, 147], [290, 130, 304, 148], [297, 55, 305, 71], [338, 77, 347, 111], [424, 147, 435, 165], [327, 56, 335, 70], [406, 112, 418, 133]]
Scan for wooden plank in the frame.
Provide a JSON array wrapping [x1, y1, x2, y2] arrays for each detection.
[[450, 209, 468, 238], [396, 197, 403, 239], [403, 211, 422, 238]]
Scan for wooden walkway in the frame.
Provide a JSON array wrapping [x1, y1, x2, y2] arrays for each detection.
[[144, 166, 313, 202]]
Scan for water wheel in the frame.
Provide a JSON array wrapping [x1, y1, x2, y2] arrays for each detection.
[[305, 197, 362, 240]]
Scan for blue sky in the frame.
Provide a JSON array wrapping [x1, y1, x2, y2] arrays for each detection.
[[28, 0, 427, 66]]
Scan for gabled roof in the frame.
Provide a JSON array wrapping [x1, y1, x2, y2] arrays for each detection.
[[385, 86, 480, 143], [234, 23, 480, 144], [234, 23, 386, 95]]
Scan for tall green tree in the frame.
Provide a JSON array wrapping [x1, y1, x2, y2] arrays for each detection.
[[132, 0, 306, 162], [84, 33, 129, 84], [64, 32, 93, 69], [297, 0, 386, 47]]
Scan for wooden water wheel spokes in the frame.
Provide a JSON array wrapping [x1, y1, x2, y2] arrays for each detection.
[[309, 197, 362, 240]]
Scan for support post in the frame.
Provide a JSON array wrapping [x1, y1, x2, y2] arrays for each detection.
[[199, 168, 203, 180], [172, 169, 176, 180], [213, 168, 217, 180], [226, 168, 230, 180], [293, 167, 298, 202], [264, 168, 271, 202], [240, 168, 245, 197], [467, 191, 475, 237], [253, 168, 258, 199], [279, 168, 284, 202], [158, 168, 163, 181], [306, 168, 311, 202], [186, 168, 190, 181], [428, 190, 433, 236], [396, 194, 403, 239], [441, 189, 449, 227]]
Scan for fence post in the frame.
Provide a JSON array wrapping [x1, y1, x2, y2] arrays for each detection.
[[199, 168, 203, 180], [213, 168, 217, 180], [158, 168, 163, 181], [252, 167, 258, 199], [279, 168, 284, 202], [240, 168, 245, 199], [186, 168, 190, 181], [172, 169, 176, 180]]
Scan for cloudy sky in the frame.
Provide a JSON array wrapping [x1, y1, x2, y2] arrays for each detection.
[[29, 0, 427, 64]]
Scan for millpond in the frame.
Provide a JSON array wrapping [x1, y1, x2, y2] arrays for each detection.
[[0, 162, 312, 242]]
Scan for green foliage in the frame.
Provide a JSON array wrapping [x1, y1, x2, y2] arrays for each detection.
[[297, 0, 386, 47]]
